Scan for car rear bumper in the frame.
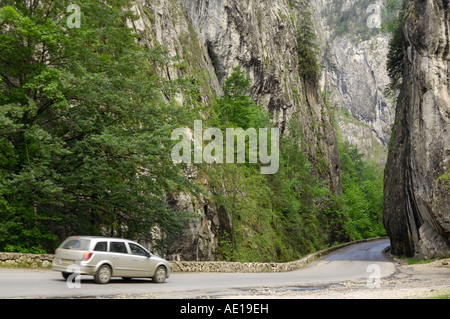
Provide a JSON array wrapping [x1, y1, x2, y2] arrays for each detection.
[[52, 261, 96, 275]]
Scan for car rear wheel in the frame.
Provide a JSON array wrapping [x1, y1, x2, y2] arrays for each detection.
[[61, 272, 71, 280], [62, 272, 80, 280], [94, 264, 111, 284], [152, 266, 167, 283]]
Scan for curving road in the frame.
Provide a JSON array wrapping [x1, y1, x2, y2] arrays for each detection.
[[0, 239, 394, 299]]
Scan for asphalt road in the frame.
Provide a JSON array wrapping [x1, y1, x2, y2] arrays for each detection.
[[0, 239, 394, 299]]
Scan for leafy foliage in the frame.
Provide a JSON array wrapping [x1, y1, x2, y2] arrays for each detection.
[[212, 66, 269, 130], [207, 70, 358, 262], [270, 119, 334, 256], [338, 141, 386, 240], [0, 1, 387, 260], [385, 0, 406, 94], [0, 0, 195, 253]]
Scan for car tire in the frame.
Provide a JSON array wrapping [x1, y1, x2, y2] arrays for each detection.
[[62, 272, 79, 280], [152, 266, 167, 284], [62, 272, 71, 280], [94, 264, 112, 284]]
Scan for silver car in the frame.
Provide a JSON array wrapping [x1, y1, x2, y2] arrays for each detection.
[[52, 236, 170, 284]]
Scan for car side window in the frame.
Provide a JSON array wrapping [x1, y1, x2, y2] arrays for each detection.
[[94, 241, 107, 252], [110, 241, 128, 254], [129, 243, 148, 256]]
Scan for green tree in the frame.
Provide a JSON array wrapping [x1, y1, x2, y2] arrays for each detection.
[[271, 118, 330, 256], [213, 66, 269, 130], [385, 0, 405, 94], [0, 1, 194, 253], [297, 3, 320, 81], [207, 67, 274, 260], [338, 141, 386, 240]]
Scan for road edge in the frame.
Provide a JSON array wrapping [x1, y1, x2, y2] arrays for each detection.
[[0, 237, 390, 274], [169, 237, 390, 273]]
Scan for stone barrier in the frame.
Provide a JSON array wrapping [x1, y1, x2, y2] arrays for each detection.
[[169, 238, 387, 273], [0, 238, 387, 273], [0, 252, 54, 268]]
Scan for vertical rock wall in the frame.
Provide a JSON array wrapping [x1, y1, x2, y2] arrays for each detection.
[[384, 0, 450, 258], [130, 0, 342, 260], [180, 0, 341, 193], [312, 0, 395, 165]]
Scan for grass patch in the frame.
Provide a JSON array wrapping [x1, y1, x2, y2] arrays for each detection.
[[408, 258, 436, 265]]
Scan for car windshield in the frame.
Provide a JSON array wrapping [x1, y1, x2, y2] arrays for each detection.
[[61, 238, 91, 250]]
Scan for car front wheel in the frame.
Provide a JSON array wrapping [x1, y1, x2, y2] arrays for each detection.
[[94, 264, 112, 284], [152, 266, 167, 283]]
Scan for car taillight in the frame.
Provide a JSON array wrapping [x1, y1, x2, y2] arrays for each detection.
[[83, 252, 93, 261]]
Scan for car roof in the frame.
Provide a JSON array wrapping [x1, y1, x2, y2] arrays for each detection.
[[66, 236, 135, 242]]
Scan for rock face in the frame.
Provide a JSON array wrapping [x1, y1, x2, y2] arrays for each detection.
[[325, 35, 393, 147], [313, 0, 395, 165], [384, 0, 450, 258], [130, 0, 341, 260], [166, 192, 232, 261], [180, 0, 341, 191]]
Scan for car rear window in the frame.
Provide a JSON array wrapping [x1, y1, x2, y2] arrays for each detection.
[[61, 238, 91, 250]]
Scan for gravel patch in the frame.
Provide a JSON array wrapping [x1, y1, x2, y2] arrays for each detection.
[[227, 257, 450, 299], [108, 257, 449, 300]]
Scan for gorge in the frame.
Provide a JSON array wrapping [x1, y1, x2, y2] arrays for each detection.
[[383, 0, 450, 259], [129, 0, 392, 261], [0, 0, 449, 262]]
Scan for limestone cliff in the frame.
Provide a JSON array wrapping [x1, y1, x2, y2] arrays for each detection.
[[180, 0, 341, 191], [384, 0, 450, 258], [313, 0, 395, 165], [323, 34, 393, 161], [130, 0, 341, 260]]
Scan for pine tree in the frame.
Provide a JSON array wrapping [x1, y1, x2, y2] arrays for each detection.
[[385, 0, 406, 94], [297, 3, 320, 82], [213, 66, 269, 130]]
